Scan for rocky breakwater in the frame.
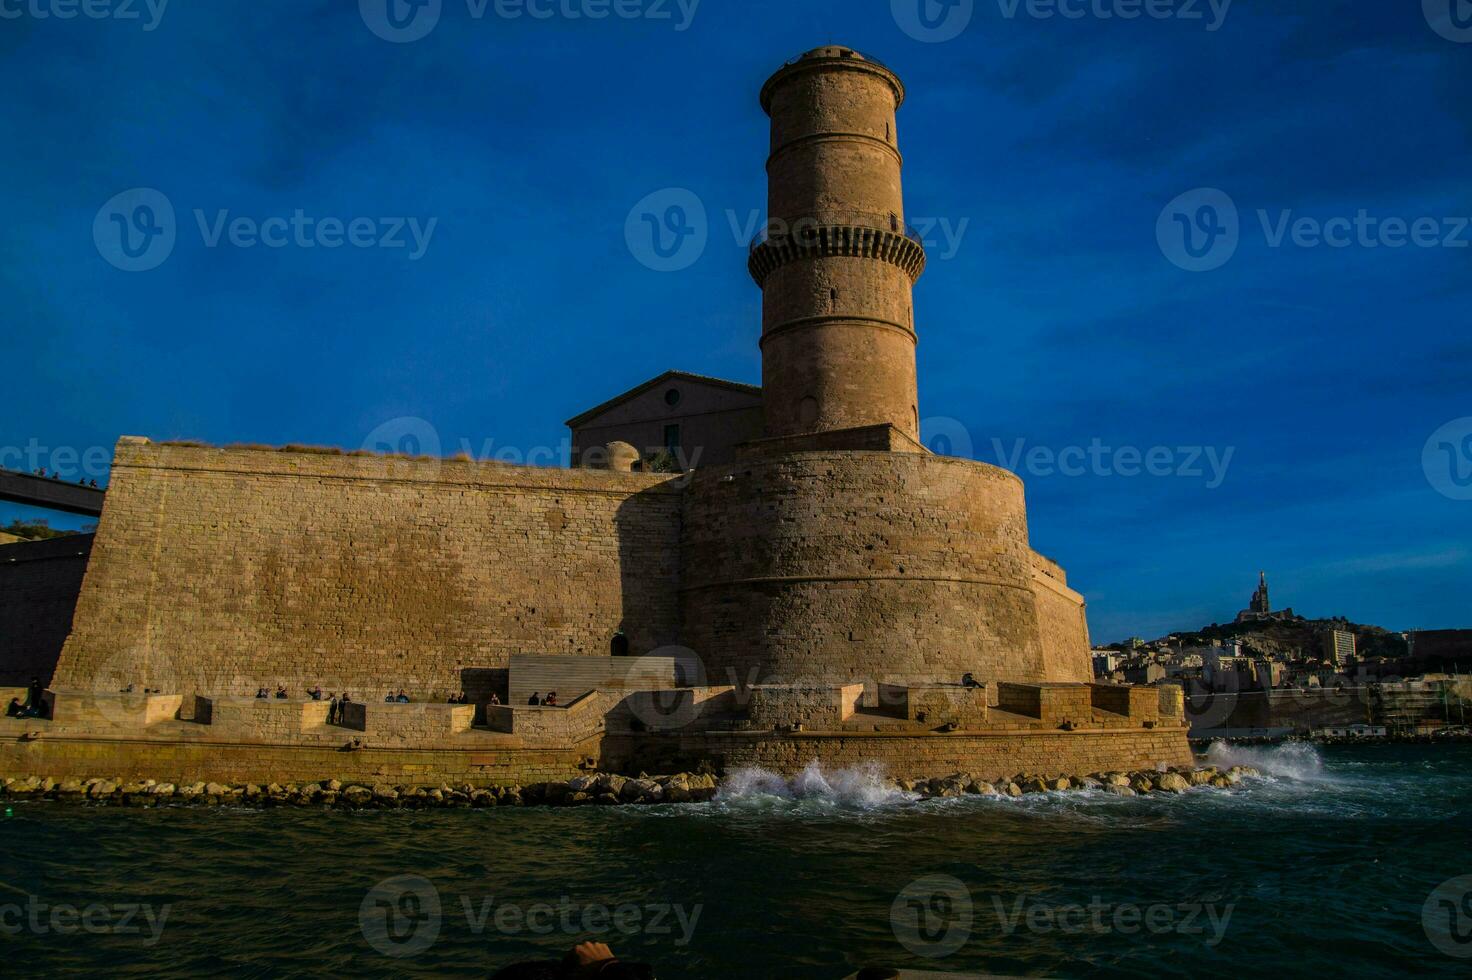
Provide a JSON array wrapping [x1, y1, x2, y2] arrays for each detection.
[[0, 771, 720, 809], [899, 765, 1262, 799]]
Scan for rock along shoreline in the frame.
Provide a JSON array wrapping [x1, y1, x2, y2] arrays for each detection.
[[0, 765, 1262, 809]]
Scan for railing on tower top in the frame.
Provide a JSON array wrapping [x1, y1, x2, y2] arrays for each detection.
[[778, 49, 892, 72], [749, 222, 926, 256]]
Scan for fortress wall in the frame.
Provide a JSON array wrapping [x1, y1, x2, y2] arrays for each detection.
[[1030, 554, 1092, 683], [681, 452, 1050, 688], [609, 728, 1195, 782], [0, 535, 94, 686], [51, 439, 683, 700]]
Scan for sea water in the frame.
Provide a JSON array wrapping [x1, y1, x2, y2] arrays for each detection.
[[2, 743, 1468, 978]]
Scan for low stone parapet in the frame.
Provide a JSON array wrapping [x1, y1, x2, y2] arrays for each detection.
[[507, 655, 699, 708], [206, 697, 335, 740], [746, 684, 864, 729], [486, 692, 611, 742], [44, 691, 184, 732], [360, 702, 476, 743], [996, 682, 1092, 727]]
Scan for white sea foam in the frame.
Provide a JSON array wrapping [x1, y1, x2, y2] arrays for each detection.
[[717, 761, 914, 807], [1203, 740, 1328, 782]]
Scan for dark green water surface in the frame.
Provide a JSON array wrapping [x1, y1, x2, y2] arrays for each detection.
[[2, 743, 1469, 978]]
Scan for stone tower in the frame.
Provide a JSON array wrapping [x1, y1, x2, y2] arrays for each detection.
[[749, 47, 927, 442]]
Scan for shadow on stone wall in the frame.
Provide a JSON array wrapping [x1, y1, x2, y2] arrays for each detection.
[[614, 483, 685, 661], [0, 535, 94, 687]]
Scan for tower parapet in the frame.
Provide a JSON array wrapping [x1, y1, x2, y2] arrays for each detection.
[[751, 47, 926, 443]]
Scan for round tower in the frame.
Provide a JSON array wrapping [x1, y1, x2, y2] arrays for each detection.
[[749, 47, 927, 441]]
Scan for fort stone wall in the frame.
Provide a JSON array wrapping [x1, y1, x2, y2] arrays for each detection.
[[1030, 553, 1092, 683], [680, 451, 1052, 688], [50, 439, 683, 701]]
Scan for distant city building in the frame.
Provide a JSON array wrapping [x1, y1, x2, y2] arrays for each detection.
[[1123, 663, 1165, 685], [1091, 649, 1119, 676], [1312, 725, 1387, 739], [1235, 571, 1297, 623], [1321, 629, 1356, 668]]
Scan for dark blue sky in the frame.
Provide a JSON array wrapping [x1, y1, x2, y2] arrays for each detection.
[[3, 0, 1468, 641]]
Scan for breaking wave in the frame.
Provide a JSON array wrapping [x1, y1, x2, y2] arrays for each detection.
[[716, 761, 914, 808], [1203, 740, 1328, 783]]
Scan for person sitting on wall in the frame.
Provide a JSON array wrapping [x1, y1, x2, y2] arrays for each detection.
[[256, 687, 269, 699], [396, 690, 410, 703], [528, 692, 542, 706], [6, 698, 23, 718], [961, 673, 981, 689], [488, 693, 501, 706], [274, 686, 288, 699], [542, 692, 559, 707], [121, 683, 135, 693], [308, 686, 324, 701], [385, 691, 396, 703]]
